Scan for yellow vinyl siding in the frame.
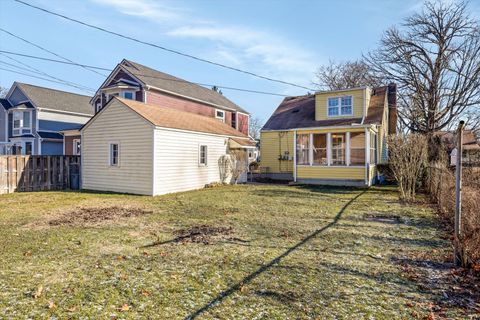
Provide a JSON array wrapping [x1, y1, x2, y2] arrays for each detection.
[[260, 131, 293, 173], [82, 100, 154, 195], [297, 166, 364, 180], [315, 88, 366, 121]]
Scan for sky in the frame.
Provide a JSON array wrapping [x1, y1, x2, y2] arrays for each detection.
[[1, 0, 479, 122]]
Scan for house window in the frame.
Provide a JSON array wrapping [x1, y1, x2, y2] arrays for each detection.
[[328, 96, 353, 117], [109, 143, 119, 166], [350, 132, 366, 165], [12, 111, 32, 136], [123, 91, 134, 100], [331, 133, 346, 165], [95, 100, 102, 113], [73, 139, 81, 155], [215, 109, 225, 122], [25, 142, 32, 155], [296, 134, 309, 165], [231, 113, 237, 129], [199, 145, 208, 165], [370, 133, 377, 164], [312, 134, 327, 165]]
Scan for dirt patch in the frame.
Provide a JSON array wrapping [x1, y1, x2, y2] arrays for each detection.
[[364, 213, 402, 224], [173, 225, 234, 244], [49, 206, 152, 226]]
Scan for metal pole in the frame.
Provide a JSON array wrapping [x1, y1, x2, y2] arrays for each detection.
[[454, 120, 465, 267]]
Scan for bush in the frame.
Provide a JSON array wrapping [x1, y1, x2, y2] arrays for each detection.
[[249, 161, 259, 171], [387, 134, 428, 202]]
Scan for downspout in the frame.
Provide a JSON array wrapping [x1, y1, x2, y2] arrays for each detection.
[[293, 130, 297, 182]]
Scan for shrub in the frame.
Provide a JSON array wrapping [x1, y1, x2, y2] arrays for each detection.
[[387, 134, 428, 202]]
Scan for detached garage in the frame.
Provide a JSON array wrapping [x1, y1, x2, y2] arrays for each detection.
[[81, 97, 253, 195]]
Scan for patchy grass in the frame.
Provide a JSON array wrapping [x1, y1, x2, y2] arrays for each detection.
[[0, 185, 466, 319]]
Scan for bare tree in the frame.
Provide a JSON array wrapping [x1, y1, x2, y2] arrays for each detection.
[[366, 1, 480, 134], [387, 134, 428, 202], [248, 116, 263, 140], [314, 59, 382, 90], [0, 86, 8, 98]]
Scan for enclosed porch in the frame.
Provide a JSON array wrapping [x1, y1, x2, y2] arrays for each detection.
[[293, 127, 380, 186]]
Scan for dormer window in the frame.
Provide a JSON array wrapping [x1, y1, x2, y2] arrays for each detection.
[[215, 109, 225, 122], [123, 91, 134, 100], [328, 96, 353, 117]]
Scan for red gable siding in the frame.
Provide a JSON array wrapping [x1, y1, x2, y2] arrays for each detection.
[[237, 113, 249, 136], [146, 90, 234, 127]]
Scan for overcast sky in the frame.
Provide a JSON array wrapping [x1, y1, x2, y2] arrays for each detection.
[[1, 0, 479, 122]]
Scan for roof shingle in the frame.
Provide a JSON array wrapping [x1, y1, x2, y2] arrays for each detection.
[[16, 83, 93, 115], [115, 97, 249, 138], [120, 60, 249, 114]]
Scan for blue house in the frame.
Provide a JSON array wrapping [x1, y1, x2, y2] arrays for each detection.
[[0, 82, 93, 155]]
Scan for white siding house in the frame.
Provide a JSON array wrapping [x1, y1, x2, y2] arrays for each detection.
[[81, 98, 254, 196]]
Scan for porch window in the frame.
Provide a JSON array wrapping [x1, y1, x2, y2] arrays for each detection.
[[331, 133, 346, 165], [328, 96, 353, 117], [199, 145, 208, 165], [370, 133, 377, 164], [312, 134, 327, 165], [109, 143, 119, 166], [350, 132, 366, 165], [296, 134, 309, 165]]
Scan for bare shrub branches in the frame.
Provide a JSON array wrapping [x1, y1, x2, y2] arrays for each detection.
[[387, 134, 428, 201]]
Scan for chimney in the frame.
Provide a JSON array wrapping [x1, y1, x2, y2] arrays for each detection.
[[387, 83, 397, 135]]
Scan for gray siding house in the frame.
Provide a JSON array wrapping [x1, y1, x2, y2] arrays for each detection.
[[0, 82, 93, 155]]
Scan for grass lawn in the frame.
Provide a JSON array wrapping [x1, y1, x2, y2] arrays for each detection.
[[0, 185, 457, 319]]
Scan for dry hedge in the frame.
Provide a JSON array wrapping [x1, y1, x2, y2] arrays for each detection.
[[427, 165, 480, 267]]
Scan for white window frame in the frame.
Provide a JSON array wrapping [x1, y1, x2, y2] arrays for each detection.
[[72, 139, 81, 155], [95, 100, 102, 113], [12, 110, 32, 136], [327, 95, 353, 117], [109, 143, 120, 167], [215, 109, 225, 122], [198, 145, 208, 166]]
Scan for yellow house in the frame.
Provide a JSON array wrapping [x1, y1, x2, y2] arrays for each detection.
[[260, 84, 397, 186]]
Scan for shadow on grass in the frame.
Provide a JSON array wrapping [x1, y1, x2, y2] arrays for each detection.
[[184, 189, 368, 320]]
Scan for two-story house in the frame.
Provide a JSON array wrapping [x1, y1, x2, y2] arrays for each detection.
[[0, 82, 93, 155], [91, 59, 251, 136], [260, 84, 397, 186]]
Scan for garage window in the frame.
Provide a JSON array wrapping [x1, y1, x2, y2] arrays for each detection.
[[109, 143, 119, 166], [199, 145, 208, 165]]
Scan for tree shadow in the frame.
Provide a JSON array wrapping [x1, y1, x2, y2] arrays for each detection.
[[183, 189, 367, 319]]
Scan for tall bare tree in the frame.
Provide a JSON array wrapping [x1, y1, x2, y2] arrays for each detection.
[[314, 59, 382, 90], [248, 116, 263, 140], [366, 1, 480, 134]]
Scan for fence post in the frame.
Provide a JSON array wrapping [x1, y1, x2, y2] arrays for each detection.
[[454, 120, 464, 267]]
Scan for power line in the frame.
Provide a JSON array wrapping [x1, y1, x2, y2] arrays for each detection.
[[0, 50, 291, 97], [0, 27, 106, 77], [0, 66, 95, 93], [13, 0, 314, 91], [0, 53, 96, 93]]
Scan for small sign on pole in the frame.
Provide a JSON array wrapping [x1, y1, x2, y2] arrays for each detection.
[[454, 121, 464, 267]]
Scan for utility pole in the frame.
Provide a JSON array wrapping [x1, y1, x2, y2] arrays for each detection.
[[454, 120, 465, 267]]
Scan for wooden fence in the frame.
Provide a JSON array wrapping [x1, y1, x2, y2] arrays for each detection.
[[0, 156, 80, 194]]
